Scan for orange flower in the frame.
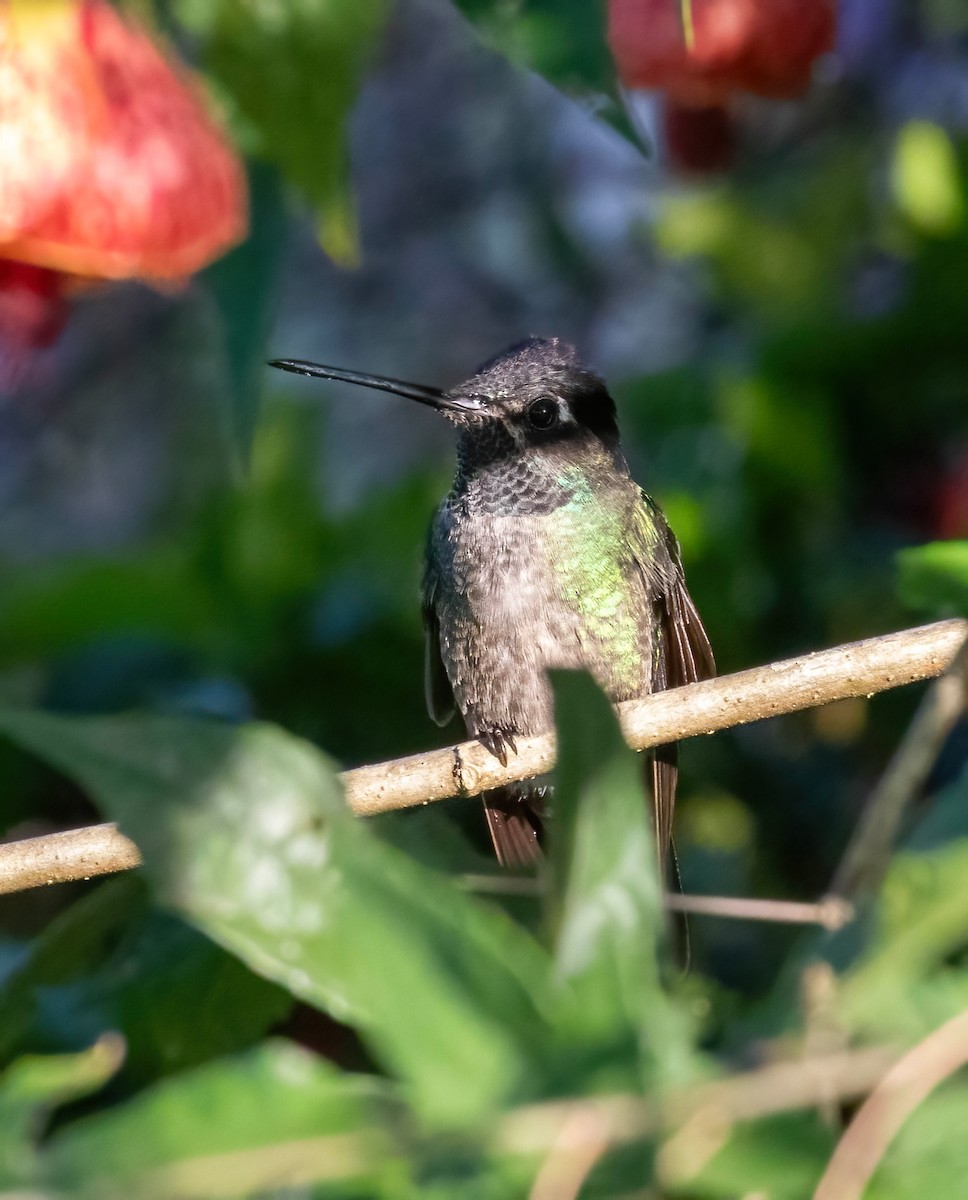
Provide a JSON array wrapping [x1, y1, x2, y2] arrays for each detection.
[[0, 0, 246, 365], [608, 0, 835, 105]]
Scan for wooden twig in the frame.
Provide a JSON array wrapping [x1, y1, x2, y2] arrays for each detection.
[[664, 893, 854, 930], [460, 876, 854, 929], [829, 629, 968, 900], [0, 620, 964, 899], [657, 1045, 899, 1188], [527, 1106, 610, 1200], [344, 619, 966, 815], [0, 822, 142, 896], [814, 1011, 968, 1200], [498, 1045, 897, 1155]]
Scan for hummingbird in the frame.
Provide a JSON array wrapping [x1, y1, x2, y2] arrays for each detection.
[[270, 338, 714, 869]]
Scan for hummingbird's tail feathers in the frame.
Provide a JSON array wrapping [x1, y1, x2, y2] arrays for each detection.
[[650, 742, 679, 881], [650, 553, 716, 870], [650, 746, 693, 969], [664, 576, 716, 689], [483, 785, 544, 867]]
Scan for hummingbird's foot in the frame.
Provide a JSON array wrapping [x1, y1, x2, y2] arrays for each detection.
[[477, 726, 519, 767]]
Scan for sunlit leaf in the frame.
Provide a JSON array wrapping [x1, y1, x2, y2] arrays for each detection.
[[897, 540, 968, 615], [546, 671, 693, 1090], [0, 710, 553, 1125]]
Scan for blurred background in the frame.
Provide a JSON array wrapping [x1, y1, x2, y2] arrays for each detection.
[[1, 0, 966, 1016]]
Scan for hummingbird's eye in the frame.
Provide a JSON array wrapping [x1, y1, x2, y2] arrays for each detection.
[[527, 397, 559, 430]]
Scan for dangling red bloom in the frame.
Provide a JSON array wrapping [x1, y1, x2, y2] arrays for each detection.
[[0, 0, 247, 368], [608, 0, 836, 172], [0, 261, 69, 353], [608, 0, 835, 103]]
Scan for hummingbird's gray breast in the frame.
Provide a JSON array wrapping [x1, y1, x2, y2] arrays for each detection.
[[426, 479, 658, 742]]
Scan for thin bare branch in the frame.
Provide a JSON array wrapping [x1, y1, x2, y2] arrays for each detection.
[[528, 1106, 610, 1200], [664, 893, 853, 930], [814, 1011, 968, 1200], [460, 876, 853, 927], [497, 1045, 896, 1159], [345, 619, 966, 815], [0, 823, 141, 896], [829, 629, 968, 900], [658, 1044, 897, 1188], [0, 620, 963, 899]]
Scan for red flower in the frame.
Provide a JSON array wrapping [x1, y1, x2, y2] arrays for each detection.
[[608, 0, 836, 172], [0, 0, 246, 368], [0, 261, 68, 354], [609, 0, 835, 104], [661, 102, 736, 172]]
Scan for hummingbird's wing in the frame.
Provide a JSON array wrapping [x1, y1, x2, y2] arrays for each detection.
[[655, 530, 716, 690], [421, 563, 456, 727], [633, 495, 716, 866]]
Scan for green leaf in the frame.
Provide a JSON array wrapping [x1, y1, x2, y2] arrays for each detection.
[[0, 875, 291, 1085], [680, 1112, 835, 1199], [179, 0, 389, 263], [0, 710, 553, 1125], [453, 0, 638, 144], [546, 672, 692, 1090], [897, 540, 968, 615], [44, 1040, 398, 1199], [838, 770, 968, 1041], [892, 121, 965, 236], [0, 1040, 123, 1189], [205, 164, 288, 469]]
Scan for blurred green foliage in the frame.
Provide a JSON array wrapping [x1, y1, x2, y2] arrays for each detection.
[[897, 540, 968, 614], [1, 0, 968, 1196], [174, 0, 388, 264]]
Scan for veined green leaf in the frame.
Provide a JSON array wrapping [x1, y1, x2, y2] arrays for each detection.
[[0, 710, 552, 1126]]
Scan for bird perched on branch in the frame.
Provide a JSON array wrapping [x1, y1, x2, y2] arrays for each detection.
[[270, 338, 714, 868]]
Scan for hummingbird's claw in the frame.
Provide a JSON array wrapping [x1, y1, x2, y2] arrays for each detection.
[[478, 726, 519, 767]]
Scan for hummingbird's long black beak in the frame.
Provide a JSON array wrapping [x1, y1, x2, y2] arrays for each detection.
[[268, 359, 483, 414]]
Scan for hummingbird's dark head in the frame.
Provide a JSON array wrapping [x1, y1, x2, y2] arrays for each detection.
[[447, 337, 619, 450]]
